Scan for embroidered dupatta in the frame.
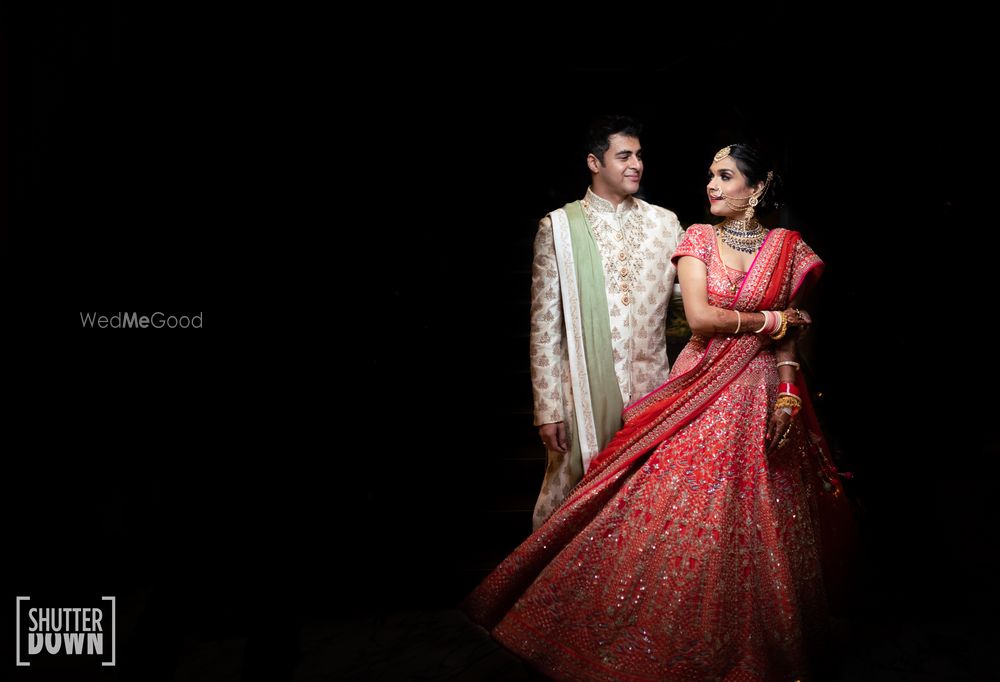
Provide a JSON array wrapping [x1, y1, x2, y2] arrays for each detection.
[[582, 228, 818, 485]]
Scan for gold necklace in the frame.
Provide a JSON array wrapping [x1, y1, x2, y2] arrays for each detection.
[[719, 218, 766, 254]]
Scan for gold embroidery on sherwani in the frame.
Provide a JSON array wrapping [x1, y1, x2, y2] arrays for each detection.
[[529, 193, 685, 530], [580, 189, 680, 408], [582, 191, 647, 309], [529, 216, 567, 426]]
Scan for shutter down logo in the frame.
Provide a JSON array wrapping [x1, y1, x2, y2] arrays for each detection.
[[16, 596, 116, 667]]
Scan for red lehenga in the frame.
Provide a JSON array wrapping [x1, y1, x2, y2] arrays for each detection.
[[463, 225, 855, 681]]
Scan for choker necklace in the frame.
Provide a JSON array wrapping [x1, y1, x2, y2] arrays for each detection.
[[718, 218, 766, 254]]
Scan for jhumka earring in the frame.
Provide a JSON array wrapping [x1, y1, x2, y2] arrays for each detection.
[[743, 171, 774, 221]]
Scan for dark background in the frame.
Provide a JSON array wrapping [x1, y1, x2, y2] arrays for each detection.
[[4, 2, 997, 679]]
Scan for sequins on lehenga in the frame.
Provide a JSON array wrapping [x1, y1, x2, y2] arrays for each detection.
[[464, 226, 840, 681]]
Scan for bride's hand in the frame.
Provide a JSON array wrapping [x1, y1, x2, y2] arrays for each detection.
[[766, 405, 794, 454], [783, 308, 811, 327]]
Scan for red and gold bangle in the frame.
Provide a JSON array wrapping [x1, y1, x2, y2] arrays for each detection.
[[774, 394, 802, 417]]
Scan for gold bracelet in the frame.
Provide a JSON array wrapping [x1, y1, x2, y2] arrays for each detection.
[[775, 360, 800, 369], [734, 310, 741, 334], [774, 395, 802, 411]]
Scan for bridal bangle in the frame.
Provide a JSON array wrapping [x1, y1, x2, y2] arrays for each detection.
[[778, 382, 799, 397]]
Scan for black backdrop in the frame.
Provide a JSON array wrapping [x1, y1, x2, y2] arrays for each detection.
[[5, 3, 997, 679]]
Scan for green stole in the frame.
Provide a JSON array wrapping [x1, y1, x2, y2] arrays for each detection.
[[564, 200, 624, 477]]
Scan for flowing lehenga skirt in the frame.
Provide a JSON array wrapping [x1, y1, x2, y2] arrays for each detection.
[[464, 344, 845, 681]]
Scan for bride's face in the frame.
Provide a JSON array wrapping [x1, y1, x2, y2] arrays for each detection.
[[706, 158, 760, 219]]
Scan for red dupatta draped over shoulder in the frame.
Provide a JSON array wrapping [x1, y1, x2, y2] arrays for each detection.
[[586, 227, 823, 478]]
